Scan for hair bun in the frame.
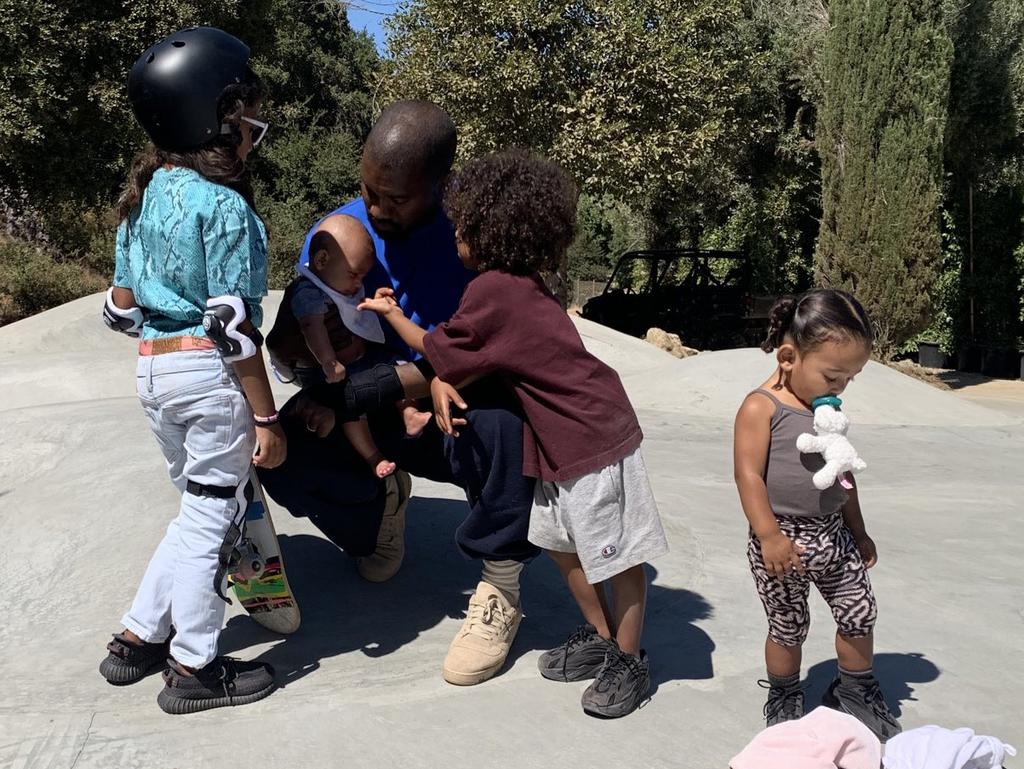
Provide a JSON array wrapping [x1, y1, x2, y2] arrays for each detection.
[[761, 296, 797, 353]]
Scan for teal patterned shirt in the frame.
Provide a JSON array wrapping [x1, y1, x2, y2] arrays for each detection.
[[113, 167, 268, 340]]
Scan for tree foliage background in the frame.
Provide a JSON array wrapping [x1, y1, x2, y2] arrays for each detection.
[[815, 0, 953, 355], [0, 0, 376, 321], [1, 0, 1022, 361]]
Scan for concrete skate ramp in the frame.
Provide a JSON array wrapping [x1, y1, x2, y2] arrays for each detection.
[[2, 294, 1021, 768]]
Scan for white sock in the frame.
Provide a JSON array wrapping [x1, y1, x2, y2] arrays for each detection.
[[481, 559, 524, 607]]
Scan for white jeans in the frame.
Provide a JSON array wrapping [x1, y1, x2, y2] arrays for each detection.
[[121, 349, 255, 668]]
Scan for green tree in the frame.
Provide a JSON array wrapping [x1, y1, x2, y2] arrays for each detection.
[[699, 2, 821, 294], [566, 193, 647, 282], [699, 0, 828, 294], [0, 1, 240, 233], [0, 1, 377, 298], [382, 0, 766, 248], [815, 0, 954, 356], [236, 1, 379, 283], [937, 0, 1024, 352]]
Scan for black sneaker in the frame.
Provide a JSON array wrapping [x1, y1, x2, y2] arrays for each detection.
[[157, 657, 276, 715], [759, 677, 805, 726], [99, 632, 171, 685], [822, 674, 902, 742], [581, 648, 651, 718], [539, 624, 618, 682]]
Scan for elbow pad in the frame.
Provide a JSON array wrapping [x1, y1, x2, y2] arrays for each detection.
[[203, 295, 264, 362], [102, 287, 145, 336]]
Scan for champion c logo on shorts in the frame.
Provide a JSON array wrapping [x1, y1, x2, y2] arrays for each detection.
[[600, 545, 617, 558]]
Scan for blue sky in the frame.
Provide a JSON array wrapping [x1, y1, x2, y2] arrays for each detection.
[[345, 1, 401, 53]]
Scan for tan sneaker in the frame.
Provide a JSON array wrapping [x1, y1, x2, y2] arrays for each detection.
[[442, 581, 522, 686], [356, 470, 411, 583]]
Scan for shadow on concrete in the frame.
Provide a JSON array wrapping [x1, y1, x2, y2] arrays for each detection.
[[219, 496, 716, 691], [936, 370, 998, 390], [218, 496, 478, 687], [804, 652, 940, 717], [644, 571, 716, 689], [506, 560, 714, 691]]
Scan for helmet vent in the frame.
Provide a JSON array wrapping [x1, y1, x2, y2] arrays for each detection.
[[171, 40, 185, 47]]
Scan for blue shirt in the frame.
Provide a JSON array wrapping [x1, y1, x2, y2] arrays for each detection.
[[290, 276, 332, 319], [298, 198, 474, 359], [114, 167, 268, 340]]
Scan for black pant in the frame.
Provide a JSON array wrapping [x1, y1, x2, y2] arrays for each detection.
[[259, 381, 539, 562]]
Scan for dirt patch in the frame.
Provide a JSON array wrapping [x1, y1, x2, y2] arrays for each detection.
[[887, 360, 951, 390], [888, 359, 1024, 419]]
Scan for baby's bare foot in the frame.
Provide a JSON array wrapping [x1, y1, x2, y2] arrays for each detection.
[[404, 410, 433, 437], [375, 459, 397, 478]]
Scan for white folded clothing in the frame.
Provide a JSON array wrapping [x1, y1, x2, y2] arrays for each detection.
[[884, 725, 1016, 769]]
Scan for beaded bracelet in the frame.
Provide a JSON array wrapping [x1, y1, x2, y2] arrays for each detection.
[[253, 412, 280, 426]]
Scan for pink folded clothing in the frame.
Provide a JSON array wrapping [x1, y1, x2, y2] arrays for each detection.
[[731, 706, 882, 769]]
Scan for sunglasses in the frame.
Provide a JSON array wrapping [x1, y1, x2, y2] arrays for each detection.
[[222, 116, 269, 148], [241, 116, 269, 148]]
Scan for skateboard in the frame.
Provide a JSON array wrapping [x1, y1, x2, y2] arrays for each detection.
[[227, 467, 301, 634]]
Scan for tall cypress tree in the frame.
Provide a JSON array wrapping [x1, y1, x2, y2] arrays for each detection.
[[941, 0, 1024, 354], [816, 0, 953, 356]]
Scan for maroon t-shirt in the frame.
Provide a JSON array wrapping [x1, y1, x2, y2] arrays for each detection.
[[423, 270, 643, 482]]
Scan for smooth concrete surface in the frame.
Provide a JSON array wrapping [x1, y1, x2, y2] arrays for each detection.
[[1, 293, 1020, 768]]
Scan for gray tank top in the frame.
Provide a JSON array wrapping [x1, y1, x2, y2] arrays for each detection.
[[755, 389, 848, 517]]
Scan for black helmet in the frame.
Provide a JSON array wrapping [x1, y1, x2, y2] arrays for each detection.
[[128, 27, 257, 152]]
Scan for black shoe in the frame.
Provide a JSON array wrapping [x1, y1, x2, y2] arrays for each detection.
[[581, 648, 651, 719], [157, 657, 276, 715], [822, 674, 902, 742], [539, 624, 618, 682], [99, 632, 171, 685], [759, 677, 805, 726]]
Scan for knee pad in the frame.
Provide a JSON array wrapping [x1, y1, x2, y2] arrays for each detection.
[[102, 287, 145, 336], [309, 363, 404, 420], [203, 295, 264, 362], [344, 364, 405, 414], [185, 479, 248, 603]]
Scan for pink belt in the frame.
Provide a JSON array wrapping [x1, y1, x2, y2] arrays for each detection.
[[138, 336, 217, 356]]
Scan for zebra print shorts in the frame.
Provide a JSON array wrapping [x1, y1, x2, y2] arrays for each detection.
[[747, 512, 877, 647]]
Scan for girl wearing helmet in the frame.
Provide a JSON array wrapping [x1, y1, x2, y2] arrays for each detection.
[[99, 27, 282, 714]]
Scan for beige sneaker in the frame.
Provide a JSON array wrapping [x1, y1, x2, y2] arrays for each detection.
[[356, 470, 411, 583], [442, 581, 522, 686]]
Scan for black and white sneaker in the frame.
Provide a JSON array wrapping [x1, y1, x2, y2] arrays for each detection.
[[759, 677, 805, 726], [157, 657, 276, 715], [539, 624, 618, 682], [99, 632, 171, 685], [823, 674, 902, 742], [581, 648, 651, 718]]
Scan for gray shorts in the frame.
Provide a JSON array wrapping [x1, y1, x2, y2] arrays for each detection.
[[528, 447, 669, 584]]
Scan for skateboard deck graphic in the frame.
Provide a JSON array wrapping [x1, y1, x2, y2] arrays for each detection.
[[227, 468, 301, 634]]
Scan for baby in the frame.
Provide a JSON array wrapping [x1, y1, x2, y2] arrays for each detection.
[[268, 215, 429, 478]]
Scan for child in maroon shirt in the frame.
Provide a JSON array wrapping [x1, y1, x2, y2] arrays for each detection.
[[359, 150, 668, 718]]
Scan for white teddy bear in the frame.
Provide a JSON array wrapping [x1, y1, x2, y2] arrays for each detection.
[[795, 396, 866, 490]]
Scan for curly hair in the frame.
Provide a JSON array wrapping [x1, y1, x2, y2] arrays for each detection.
[[443, 150, 578, 275]]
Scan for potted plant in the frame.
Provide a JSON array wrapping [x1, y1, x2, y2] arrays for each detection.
[[957, 343, 983, 373], [981, 346, 1015, 378], [917, 340, 945, 368]]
